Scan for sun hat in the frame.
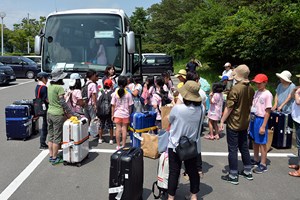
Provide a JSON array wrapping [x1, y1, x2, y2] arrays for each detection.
[[224, 62, 231, 68], [221, 75, 229, 81], [36, 72, 49, 79], [231, 64, 250, 83], [175, 69, 187, 79], [50, 68, 68, 82], [252, 74, 268, 83], [177, 80, 202, 102], [276, 70, 292, 83], [69, 73, 81, 86], [296, 74, 300, 78], [104, 79, 113, 88]]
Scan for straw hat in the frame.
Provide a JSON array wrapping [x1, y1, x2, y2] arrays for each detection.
[[231, 64, 250, 83], [276, 70, 292, 83], [177, 80, 202, 102], [51, 68, 67, 82], [175, 69, 187, 79]]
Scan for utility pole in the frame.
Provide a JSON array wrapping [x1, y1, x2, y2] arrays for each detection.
[[27, 13, 30, 54], [0, 12, 6, 56]]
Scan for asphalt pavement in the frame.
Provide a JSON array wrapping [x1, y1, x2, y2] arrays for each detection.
[[0, 78, 299, 200]]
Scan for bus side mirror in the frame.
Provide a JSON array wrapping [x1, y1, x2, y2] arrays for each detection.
[[126, 31, 135, 54], [34, 35, 41, 55]]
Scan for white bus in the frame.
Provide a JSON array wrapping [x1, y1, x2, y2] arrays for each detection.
[[34, 9, 141, 85]]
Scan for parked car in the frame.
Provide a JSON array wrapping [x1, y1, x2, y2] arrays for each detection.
[[141, 53, 173, 75], [0, 56, 40, 79], [0, 62, 16, 85], [24, 55, 41, 69]]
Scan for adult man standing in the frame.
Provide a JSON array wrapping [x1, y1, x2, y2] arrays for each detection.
[[186, 57, 199, 72], [219, 64, 255, 185]]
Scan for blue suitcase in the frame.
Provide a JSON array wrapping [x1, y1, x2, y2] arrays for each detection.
[[269, 111, 293, 149], [5, 105, 32, 140]]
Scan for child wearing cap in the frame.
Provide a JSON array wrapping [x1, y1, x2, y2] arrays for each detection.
[[65, 73, 85, 114], [249, 74, 273, 174], [272, 70, 296, 113], [96, 79, 114, 145]]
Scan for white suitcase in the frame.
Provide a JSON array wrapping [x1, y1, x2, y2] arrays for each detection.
[[62, 117, 89, 167]]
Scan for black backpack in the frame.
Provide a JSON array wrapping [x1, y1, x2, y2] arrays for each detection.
[[156, 92, 172, 107], [81, 82, 92, 105], [97, 90, 113, 117]]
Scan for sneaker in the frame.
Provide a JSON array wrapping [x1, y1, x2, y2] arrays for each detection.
[[49, 156, 54, 163], [52, 157, 64, 165], [98, 139, 103, 144], [239, 171, 253, 180], [251, 159, 260, 166], [221, 174, 239, 185], [116, 146, 121, 150], [39, 144, 48, 150], [253, 164, 268, 174], [109, 140, 114, 145]]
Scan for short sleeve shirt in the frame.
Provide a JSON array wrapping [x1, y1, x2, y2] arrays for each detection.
[[47, 84, 65, 115], [276, 83, 296, 113], [87, 80, 98, 105], [252, 90, 273, 117], [208, 92, 223, 121], [67, 89, 83, 113], [111, 90, 133, 118]]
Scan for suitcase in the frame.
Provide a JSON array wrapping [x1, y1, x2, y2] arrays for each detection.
[[5, 105, 32, 140], [13, 99, 35, 116], [62, 117, 89, 167], [269, 111, 293, 149], [109, 147, 144, 200]]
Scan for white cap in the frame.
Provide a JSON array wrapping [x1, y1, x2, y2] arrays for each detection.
[[224, 62, 231, 67], [69, 73, 81, 86]]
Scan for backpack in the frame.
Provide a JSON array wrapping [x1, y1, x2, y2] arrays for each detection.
[[96, 90, 113, 117], [81, 82, 92, 105], [156, 92, 172, 107], [152, 152, 169, 199]]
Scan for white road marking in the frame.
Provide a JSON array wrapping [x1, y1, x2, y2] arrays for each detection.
[[0, 149, 295, 199], [0, 150, 49, 200], [0, 80, 34, 91]]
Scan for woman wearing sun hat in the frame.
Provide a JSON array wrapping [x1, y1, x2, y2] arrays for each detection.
[[47, 68, 81, 165], [272, 70, 296, 113], [167, 80, 203, 200]]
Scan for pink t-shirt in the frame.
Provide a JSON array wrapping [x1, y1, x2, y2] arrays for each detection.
[[66, 89, 83, 113], [252, 90, 273, 117], [151, 90, 173, 120], [111, 90, 133, 118], [207, 92, 223, 121], [87, 80, 98, 105]]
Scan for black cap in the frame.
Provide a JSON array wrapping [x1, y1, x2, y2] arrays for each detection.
[[37, 72, 49, 79]]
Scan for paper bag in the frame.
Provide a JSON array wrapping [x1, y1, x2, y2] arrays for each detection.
[[161, 106, 173, 130], [141, 132, 159, 159]]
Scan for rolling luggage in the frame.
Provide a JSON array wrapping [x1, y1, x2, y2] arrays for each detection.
[[62, 117, 89, 167], [109, 147, 144, 200], [13, 99, 35, 116], [129, 111, 157, 147], [269, 111, 293, 149], [5, 105, 32, 140]]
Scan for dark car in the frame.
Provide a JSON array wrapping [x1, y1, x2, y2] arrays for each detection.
[[0, 56, 40, 79], [141, 54, 174, 75], [24, 55, 41, 69], [0, 62, 16, 85]]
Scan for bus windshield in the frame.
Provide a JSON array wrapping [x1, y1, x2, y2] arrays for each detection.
[[42, 14, 123, 75]]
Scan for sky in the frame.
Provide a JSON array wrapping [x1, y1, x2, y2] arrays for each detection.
[[0, 0, 161, 30]]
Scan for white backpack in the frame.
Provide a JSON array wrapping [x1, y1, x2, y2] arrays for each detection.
[[152, 152, 169, 199]]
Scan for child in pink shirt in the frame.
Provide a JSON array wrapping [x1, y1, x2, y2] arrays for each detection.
[[205, 82, 224, 140], [111, 76, 133, 149]]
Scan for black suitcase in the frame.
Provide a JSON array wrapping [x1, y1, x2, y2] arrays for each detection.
[[269, 111, 293, 149], [109, 147, 144, 200], [5, 105, 32, 140]]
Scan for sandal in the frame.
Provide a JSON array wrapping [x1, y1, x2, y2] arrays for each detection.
[[288, 165, 299, 170], [204, 135, 214, 140], [214, 134, 220, 140], [289, 170, 300, 177]]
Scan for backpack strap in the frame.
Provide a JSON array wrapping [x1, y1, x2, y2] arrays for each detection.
[[152, 181, 164, 199], [37, 85, 45, 99]]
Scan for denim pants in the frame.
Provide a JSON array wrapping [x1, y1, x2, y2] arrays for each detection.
[[294, 121, 300, 165], [40, 115, 48, 145], [226, 128, 252, 175], [167, 148, 200, 196]]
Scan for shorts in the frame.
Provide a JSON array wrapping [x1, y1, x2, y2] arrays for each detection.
[[249, 115, 268, 144], [99, 115, 113, 129], [47, 113, 65, 144], [114, 117, 130, 124]]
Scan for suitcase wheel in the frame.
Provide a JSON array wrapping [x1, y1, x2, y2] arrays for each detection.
[[76, 163, 82, 167], [63, 161, 68, 166]]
